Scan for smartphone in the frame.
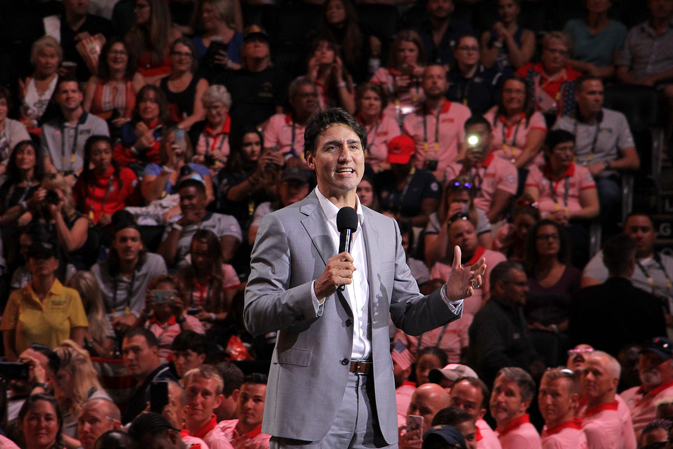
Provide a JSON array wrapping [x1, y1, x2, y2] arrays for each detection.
[[400, 64, 414, 77], [187, 308, 200, 315], [150, 381, 169, 413], [204, 41, 229, 70], [406, 415, 424, 440], [174, 129, 186, 153], [151, 290, 177, 305], [0, 362, 30, 380]]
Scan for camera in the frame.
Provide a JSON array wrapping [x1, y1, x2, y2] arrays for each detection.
[[0, 362, 30, 380], [45, 190, 60, 205]]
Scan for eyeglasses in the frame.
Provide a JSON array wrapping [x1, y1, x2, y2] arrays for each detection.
[[567, 348, 594, 356], [457, 46, 479, 52], [447, 213, 470, 225], [515, 198, 538, 209], [171, 51, 193, 58], [109, 50, 128, 56], [536, 233, 560, 241], [546, 48, 568, 56]]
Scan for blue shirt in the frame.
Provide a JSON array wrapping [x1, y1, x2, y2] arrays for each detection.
[[563, 19, 627, 67]]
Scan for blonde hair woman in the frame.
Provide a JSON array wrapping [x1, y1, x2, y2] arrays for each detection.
[[66, 272, 115, 357]]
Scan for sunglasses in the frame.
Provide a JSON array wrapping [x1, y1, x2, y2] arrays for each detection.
[[447, 213, 470, 225]]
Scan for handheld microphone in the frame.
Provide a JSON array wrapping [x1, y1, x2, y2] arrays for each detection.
[[336, 207, 358, 292]]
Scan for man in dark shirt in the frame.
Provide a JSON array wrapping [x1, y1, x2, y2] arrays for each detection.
[[467, 261, 545, 387], [414, 0, 474, 67], [569, 234, 666, 358]]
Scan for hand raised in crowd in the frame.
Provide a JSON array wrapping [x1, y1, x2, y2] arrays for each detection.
[[445, 245, 486, 302], [447, 202, 467, 218], [113, 314, 140, 334], [27, 188, 47, 210], [398, 426, 423, 449], [307, 56, 321, 81], [332, 56, 346, 84], [492, 21, 509, 40], [214, 49, 229, 68], [169, 297, 185, 322], [177, 210, 201, 227], [23, 354, 47, 385]]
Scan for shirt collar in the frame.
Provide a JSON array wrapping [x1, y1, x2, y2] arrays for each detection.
[[27, 278, 63, 301], [497, 414, 530, 437], [543, 162, 575, 181], [545, 418, 583, 436], [315, 187, 365, 228], [585, 400, 618, 418], [191, 415, 218, 440]]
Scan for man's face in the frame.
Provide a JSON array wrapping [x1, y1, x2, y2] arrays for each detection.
[[499, 269, 529, 307], [291, 84, 319, 118], [28, 254, 59, 278], [237, 383, 266, 429], [538, 377, 575, 427], [64, 0, 89, 15], [581, 356, 617, 401], [179, 186, 207, 215], [490, 376, 528, 426], [422, 66, 449, 99], [407, 387, 450, 434], [464, 124, 492, 161], [639, 351, 673, 388], [454, 37, 480, 68], [113, 228, 143, 264], [455, 420, 477, 449], [185, 375, 223, 425], [306, 124, 364, 200], [449, 380, 485, 420], [448, 220, 478, 260], [649, 0, 673, 20], [13, 349, 52, 394], [426, 0, 454, 20], [215, 389, 239, 422], [122, 335, 159, 379], [567, 345, 594, 371], [242, 37, 269, 61], [575, 80, 604, 116], [623, 215, 656, 258], [278, 179, 309, 207], [56, 81, 83, 112], [78, 404, 119, 449], [172, 349, 205, 379], [502, 79, 526, 113]]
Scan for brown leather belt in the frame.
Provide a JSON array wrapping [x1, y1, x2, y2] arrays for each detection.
[[349, 360, 372, 374]]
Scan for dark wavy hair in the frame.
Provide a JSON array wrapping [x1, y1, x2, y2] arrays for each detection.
[[524, 219, 572, 274], [97, 37, 136, 83], [5, 140, 44, 185], [18, 393, 65, 449], [494, 75, 535, 127], [131, 85, 171, 126], [226, 126, 263, 173], [304, 108, 367, 158], [320, 0, 362, 68], [355, 83, 388, 116]]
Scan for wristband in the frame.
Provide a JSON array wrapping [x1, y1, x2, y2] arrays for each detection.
[[171, 223, 183, 232], [19, 201, 27, 212], [211, 313, 216, 322], [161, 165, 175, 174], [176, 315, 186, 324], [35, 382, 49, 390], [337, 81, 347, 88], [493, 41, 503, 48]]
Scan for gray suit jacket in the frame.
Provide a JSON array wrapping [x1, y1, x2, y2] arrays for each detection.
[[244, 190, 460, 444]]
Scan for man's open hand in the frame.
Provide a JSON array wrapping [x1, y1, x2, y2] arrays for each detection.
[[445, 245, 486, 301]]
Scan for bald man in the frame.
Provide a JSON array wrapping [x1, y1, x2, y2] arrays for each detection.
[[400, 383, 451, 448], [78, 398, 122, 449]]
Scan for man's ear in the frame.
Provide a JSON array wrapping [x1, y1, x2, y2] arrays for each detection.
[[305, 152, 315, 170], [477, 408, 486, 420]]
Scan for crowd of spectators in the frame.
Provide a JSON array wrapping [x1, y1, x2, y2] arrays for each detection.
[[0, 0, 671, 448]]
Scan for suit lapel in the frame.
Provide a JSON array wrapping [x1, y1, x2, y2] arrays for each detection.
[[362, 208, 379, 322]]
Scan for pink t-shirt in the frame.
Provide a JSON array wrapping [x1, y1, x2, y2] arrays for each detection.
[[582, 400, 637, 449], [496, 414, 542, 449], [445, 153, 518, 214], [541, 419, 588, 449], [189, 415, 235, 449], [145, 315, 205, 362], [264, 113, 306, 157], [396, 381, 416, 427], [181, 430, 209, 449], [403, 100, 471, 182], [218, 419, 271, 449], [0, 435, 20, 449], [484, 108, 547, 168], [393, 313, 473, 364], [355, 114, 401, 167], [477, 419, 503, 449], [370, 67, 425, 122], [195, 117, 231, 177], [430, 247, 507, 316], [621, 380, 673, 436], [524, 163, 596, 214]]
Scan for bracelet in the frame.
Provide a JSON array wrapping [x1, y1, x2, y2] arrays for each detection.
[[171, 223, 183, 232], [176, 315, 186, 324], [162, 165, 175, 174], [35, 382, 49, 390], [337, 81, 347, 88], [19, 201, 27, 212], [493, 41, 503, 48], [211, 313, 216, 323]]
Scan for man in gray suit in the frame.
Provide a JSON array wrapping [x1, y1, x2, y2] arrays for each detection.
[[245, 108, 486, 448]]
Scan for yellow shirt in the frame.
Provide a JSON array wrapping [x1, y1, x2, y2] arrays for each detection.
[[0, 279, 89, 353]]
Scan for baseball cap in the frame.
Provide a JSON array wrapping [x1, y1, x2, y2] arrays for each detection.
[[429, 364, 479, 385], [243, 25, 268, 41], [423, 425, 466, 449], [27, 241, 56, 259], [640, 337, 673, 360], [386, 135, 415, 165], [281, 166, 309, 184]]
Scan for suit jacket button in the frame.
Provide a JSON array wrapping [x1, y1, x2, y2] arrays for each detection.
[[297, 314, 305, 320], [341, 358, 349, 365], [345, 319, 353, 327]]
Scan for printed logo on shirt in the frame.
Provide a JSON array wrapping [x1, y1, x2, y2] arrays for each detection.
[[80, 129, 92, 136], [430, 182, 439, 192], [586, 172, 593, 181], [507, 174, 516, 184], [441, 118, 455, 124]]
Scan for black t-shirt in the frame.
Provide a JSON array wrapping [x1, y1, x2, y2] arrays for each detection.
[[375, 168, 441, 218], [446, 65, 499, 116], [216, 67, 289, 129]]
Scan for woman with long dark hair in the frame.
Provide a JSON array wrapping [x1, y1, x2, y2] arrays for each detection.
[[0, 140, 45, 227], [18, 394, 65, 449]]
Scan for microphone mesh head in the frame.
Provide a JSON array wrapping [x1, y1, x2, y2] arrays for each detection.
[[336, 207, 358, 232]]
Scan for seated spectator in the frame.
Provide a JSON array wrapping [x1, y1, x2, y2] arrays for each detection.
[[264, 78, 320, 158], [429, 214, 506, 316], [41, 76, 110, 185], [64, 271, 115, 357], [171, 330, 207, 379], [0, 87, 30, 174], [216, 26, 289, 130], [248, 167, 311, 246], [73, 135, 140, 226], [128, 413, 188, 448], [425, 178, 492, 268], [18, 394, 66, 449], [414, 0, 474, 67], [490, 367, 541, 449], [19, 36, 61, 131], [216, 127, 279, 229], [567, 344, 594, 373], [582, 212, 673, 318], [125, 0, 182, 83], [492, 195, 541, 263], [91, 219, 167, 333], [177, 229, 239, 327], [516, 33, 581, 117], [523, 220, 581, 338], [357, 176, 381, 212], [554, 76, 640, 232], [538, 367, 586, 448], [579, 351, 637, 448], [304, 37, 356, 114], [400, 383, 451, 447], [398, 220, 430, 286], [157, 38, 209, 131], [354, 83, 402, 171], [140, 274, 205, 362], [189, 85, 233, 177], [446, 116, 518, 223], [1, 241, 88, 358], [414, 347, 449, 386], [422, 425, 467, 449], [480, 0, 536, 80], [448, 35, 498, 116], [121, 328, 178, 424], [370, 30, 426, 125], [467, 261, 545, 386], [569, 235, 666, 358], [639, 420, 672, 448], [448, 376, 502, 449], [83, 37, 146, 132], [191, 0, 244, 78], [431, 406, 478, 449], [375, 135, 441, 229], [483, 75, 547, 169], [114, 85, 171, 169], [217, 373, 271, 449], [183, 366, 233, 449], [141, 129, 214, 205], [563, 0, 627, 79], [53, 340, 111, 444], [523, 130, 599, 267], [77, 398, 122, 449], [93, 430, 135, 449], [403, 65, 472, 182], [214, 361, 244, 422], [621, 337, 673, 436]]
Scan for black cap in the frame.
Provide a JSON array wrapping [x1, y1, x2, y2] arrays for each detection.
[[243, 25, 268, 41], [280, 166, 309, 184], [128, 413, 179, 441], [27, 241, 56, 259], [640, 337, 673, 360], [423, 425, 466, 448]]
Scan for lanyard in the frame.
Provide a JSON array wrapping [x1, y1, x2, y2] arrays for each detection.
[[189, 279, 212, 309], [636, 255, 673, 296], [417, 323, 450, 352], [61, 122, 81, 171], [549, 176, 570, 211], [468, 167, 483, 192], [501, 119, 521, 162], [365, 120, 381, 158], [5, 181, 34, 211], [393, 166, 416, 215], [423, 105, 442, 156], [458, 77, 472, 107], [205, 131, 228, 169], [573, 119, 601, 164], [112, 269, 136, 316], [88, 174, 115, 220]]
